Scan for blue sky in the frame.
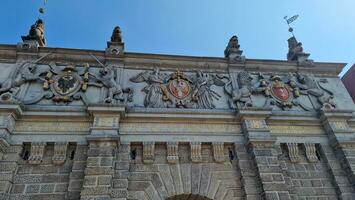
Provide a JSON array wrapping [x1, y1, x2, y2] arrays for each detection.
[[1, 0, 354, 76]]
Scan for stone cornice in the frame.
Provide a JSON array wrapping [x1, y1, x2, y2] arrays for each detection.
[[0, 44, 346, 75]]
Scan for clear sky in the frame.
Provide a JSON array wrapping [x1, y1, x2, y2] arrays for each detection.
[[1, 0, 354, 76]]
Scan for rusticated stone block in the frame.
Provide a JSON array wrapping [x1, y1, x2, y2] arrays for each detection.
[[83, 176, 97, 187], [39, 184, 55, 193], [54, 183, 68, 192], [25, 184, 40, 193], [111, 189, 128, 198], [80, 186, 110, 196], [113, 179, 128, 188], [11, 184, 25, 194], [98, 175, 112, 186], [85, 167, 113, 176]]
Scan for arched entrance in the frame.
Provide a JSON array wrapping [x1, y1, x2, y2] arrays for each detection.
[[166, 194, 212, 200]]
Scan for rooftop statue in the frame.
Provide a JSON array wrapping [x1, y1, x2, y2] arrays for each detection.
[[287, 36, 313, 65], [111, 26, 123, 43], [224, 36, 245, 62], [21, 19, 46, 47]]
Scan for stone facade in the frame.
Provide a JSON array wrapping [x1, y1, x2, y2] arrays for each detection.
[[0, 25, 354, 200]]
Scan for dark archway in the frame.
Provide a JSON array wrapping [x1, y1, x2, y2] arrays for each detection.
[[166, 194, 212, 200]]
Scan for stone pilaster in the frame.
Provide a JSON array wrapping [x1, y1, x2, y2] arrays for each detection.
[[112, 142, 130, 200], [80, 106, 124, 200], [0, 104, 23, 199], [320, 109, 355, 199], [67, 145, 88, 200], [238, 108, 291, 200]]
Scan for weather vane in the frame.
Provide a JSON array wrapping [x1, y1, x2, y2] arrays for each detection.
[[284, 14, 299, 37], [38, 0, 48, 16]]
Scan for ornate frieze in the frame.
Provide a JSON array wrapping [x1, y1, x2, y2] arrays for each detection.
[[190, 142, 202, 163], [212, 142, 225, 163], [28, 142, 46, 165], [286, 143, 300, 163], [142, 142, 155, 164], [52, 142, 68, 165], [225, 71, 336, 111], [303, 143, 318, 163], [166, 141, 179, 164], [130, 69, 228, 109]]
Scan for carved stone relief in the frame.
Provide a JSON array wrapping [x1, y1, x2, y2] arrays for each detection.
[[225, 71, 336, 111], [303, 143, 318, 163], [130, 68, 228, 109], [1, 61, 133, 106], [167, 141, 179, 164], [190, 142, 202, 163], [52, 142, 68, 165], [28, 142, 46, 165], [212, 142, 225, 163], [143, 141, 155, 164], [286, 143, 300, 163]]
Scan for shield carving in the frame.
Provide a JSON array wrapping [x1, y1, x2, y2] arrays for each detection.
[[271, 83, 290, 101], [168, 79, 190, 99], [51, 68, 81, 97]]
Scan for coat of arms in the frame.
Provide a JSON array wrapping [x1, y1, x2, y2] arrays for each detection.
[[270, 77, 291, 102], [130, 68, 228, 109], [43, 65, 89, 103]]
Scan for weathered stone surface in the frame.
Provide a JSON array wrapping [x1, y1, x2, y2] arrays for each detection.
[[0, 29, 354, 200]]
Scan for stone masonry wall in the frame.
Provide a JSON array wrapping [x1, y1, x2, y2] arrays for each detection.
[[9, 143, 78, 200], [126, 143, 244, 200], [280, 144, 339, 200]]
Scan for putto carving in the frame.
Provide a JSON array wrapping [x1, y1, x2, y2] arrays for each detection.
[[212, 142, 225, 163], [224, 36, 245, 62], [143, 142, 155, 164], [287, 36, 313, 65], [52, 142, 68, 165], [21, 19, 46, 47], [167, 142, 179, 164], [130, 68, 228, 109], [28, 142, 46, 165], [190, 142, 202, 163], [303, 143, 318, 163], [286, 143, 300, 163]]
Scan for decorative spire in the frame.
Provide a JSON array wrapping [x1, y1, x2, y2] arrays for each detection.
[[224, 35, 245, 63]]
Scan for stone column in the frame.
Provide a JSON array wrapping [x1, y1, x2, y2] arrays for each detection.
[[80, 106, 125, 200], [237, 108, 291, 200], [0, 104, 23, 200], [320, 109, 355, 199]]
